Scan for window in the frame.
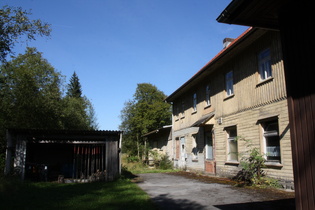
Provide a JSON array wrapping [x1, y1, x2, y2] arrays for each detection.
[[192, 134, 198, 160], [175, 103, 179, 121], [193, 93, 197, 112], [262, 120, 281, 163], [205, 85, 211, 106], [181, 100, 185, 118], [226, 126, 238, 161], [258, 48, 272, 81], [225, 71, 234, 96], [205, 131, 213, 159]]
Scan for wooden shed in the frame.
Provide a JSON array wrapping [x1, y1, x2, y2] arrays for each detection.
[[4, 129, 122, 182]]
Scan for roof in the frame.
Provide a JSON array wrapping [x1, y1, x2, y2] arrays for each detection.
[[216, 0, 287, 29], [142, 125, 172, 138], [191, 112, 215, 127], [7, 128, 122, 142], [165, 27, 260, 102]]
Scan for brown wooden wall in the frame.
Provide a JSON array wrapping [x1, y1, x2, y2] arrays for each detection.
[[279, 3, 315, 209]]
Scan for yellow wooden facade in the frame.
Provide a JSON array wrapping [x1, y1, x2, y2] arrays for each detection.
[[166, 28, 293, 186]]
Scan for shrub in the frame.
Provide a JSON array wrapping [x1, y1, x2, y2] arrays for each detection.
[[159, 155, 173, 170], [233, 137, 266, 186]]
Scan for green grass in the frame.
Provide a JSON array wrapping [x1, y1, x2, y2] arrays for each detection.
[[0, 177, 157, 210]]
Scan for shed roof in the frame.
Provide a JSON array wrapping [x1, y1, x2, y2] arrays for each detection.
[[7, 128, 122, 142]]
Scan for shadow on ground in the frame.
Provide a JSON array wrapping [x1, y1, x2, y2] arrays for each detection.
[[152, 193, 207, 210], [214, 198, 295, 210], [152, 195, 295, 210]]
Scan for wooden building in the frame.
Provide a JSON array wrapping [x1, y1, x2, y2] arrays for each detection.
[[165, 27, 294, 187], [5, 129, 122, 182], [217, 0, 315, 209]]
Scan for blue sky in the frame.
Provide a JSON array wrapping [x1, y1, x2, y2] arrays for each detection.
[[1, 0, 248, 131]]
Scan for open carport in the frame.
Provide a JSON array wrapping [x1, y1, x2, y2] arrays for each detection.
[[4, 129, 122, 182]]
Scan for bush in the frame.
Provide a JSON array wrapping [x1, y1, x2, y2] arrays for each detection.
[[233, 137, 266, 186], [126, 155, 140, 163], [159, 155, 173, 170]]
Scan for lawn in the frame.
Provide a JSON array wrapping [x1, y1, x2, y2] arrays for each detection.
[[0, 177, 157, 210]]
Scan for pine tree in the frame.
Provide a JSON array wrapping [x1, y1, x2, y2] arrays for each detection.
[[66, 72, 82, 98]]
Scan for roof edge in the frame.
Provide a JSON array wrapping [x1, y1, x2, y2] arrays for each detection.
[[165, 27, 254, 102]]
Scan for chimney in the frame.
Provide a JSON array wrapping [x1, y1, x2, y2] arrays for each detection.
[[223, 38, 235, 49]]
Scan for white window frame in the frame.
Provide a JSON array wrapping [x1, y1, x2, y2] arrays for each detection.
[[226, 126, 238, 162], [258, 48, 272, 81], [225, 71, 234, 96], [262, 120, 281, 163]]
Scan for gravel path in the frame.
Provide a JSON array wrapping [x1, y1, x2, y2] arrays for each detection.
[[136, 173, 295, 210]]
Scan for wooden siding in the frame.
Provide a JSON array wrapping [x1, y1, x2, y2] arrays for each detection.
[[279, 3, 315, 209]]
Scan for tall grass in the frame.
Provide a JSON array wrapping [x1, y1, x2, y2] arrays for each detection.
[[0, 176, 157, 210]]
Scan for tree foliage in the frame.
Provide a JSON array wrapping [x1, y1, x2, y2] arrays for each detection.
[[119, 83, 171, 157], [66, 71, 82, 98], [0, 47, 63, 130], [0, 5, 51, 63]]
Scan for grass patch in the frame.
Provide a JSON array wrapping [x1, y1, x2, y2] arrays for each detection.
[[0, 177, 157, 210]]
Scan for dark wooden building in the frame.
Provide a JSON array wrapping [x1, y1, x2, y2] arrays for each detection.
[[217, 1, 315, 209], [4, 129, 122, 182]]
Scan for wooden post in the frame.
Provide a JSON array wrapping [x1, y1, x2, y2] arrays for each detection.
[[4, 130, 13, 175]]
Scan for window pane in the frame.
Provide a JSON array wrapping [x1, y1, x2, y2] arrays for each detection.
[[225, 71, 234, 95], [193, 93, 197, 111], [263, 120, 281, 162], [206, 85, 210, 105], [227, 127, 237, 161], [206, 132, 213, 159], [228, 140, 238, 161], [258, 48, 271, 81]]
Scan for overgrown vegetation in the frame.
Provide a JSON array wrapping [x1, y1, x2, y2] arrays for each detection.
[[122, 153, 176, 174], [0, 176, 157, 210], [233, 137, 280, 188]]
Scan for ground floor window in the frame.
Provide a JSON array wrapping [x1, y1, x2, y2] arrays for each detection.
[[192, 134, 198, 160], [205, 131, 213, 159], [226, 126, 238, 161], [262, 120, 281, 163]]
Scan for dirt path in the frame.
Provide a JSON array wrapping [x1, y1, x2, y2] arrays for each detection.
[[136, 173, 295, 210]]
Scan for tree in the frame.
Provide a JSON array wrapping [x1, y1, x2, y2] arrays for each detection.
[[66, 72, 82, 98], [0, 47, 63, 130], [63, 71, 98, 130], [0, 47, 63, 172], [119, 83, 171, 158], [0, 5, 51, 63]]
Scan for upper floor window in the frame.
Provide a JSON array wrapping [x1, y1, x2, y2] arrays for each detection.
[[205, 85, 211, 106], [258, 48, 272, 81], [193, 93, 197, 112], [181, 100, 185, 118], [225, 71, 234, 96]]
